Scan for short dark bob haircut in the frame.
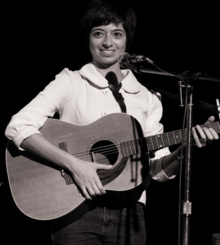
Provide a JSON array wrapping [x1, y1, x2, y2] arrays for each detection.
[[80, 0, 137, 51]]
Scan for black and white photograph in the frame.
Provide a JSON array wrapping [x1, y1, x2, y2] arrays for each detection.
[[1, 1, 220, 244]]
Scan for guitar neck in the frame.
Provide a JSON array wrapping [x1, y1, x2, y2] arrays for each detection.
[[120, 121, 220, 157]]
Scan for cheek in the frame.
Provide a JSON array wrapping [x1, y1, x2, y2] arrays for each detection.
[[123, 42, 127, 51], [119, 39, 127, 51], [89, 37, 99, 54], [89, 39, 94, 51], [118, 36, 127, 50]]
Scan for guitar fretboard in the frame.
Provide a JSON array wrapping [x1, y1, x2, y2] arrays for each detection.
[[120, 121, 220, 157]]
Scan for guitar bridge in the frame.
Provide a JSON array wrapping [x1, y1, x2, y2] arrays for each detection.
[[58, 142, 74, 185], [61, 169, 73, 185]]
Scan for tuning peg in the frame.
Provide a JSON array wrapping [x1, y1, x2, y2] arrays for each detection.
[[216, 99, 220, 120]]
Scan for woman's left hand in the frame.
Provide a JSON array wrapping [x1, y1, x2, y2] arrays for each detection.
[[192, 116, 219, 148]]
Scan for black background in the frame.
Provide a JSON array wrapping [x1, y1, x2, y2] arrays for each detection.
[[1, 1, 220, 244]]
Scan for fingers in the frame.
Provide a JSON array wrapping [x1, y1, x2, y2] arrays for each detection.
[[95, 177, 106, 195], [192, 123, 219, 148], [73, 162, 112, 200], [192, 126, 204, 148], [209, 128, 219, 140], [77, 180, 103, 200], [80, 179, 106, 200], [81, 186, 93, 200], [84, 164, 111, 198]]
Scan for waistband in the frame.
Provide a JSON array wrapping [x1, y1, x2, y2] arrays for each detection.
[[95, 195, 144, 210]]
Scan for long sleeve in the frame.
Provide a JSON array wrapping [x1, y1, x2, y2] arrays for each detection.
[[5, 68, 74, 150]]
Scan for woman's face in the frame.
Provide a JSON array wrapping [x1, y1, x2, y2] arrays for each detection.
[[89, 23, 127, 69]]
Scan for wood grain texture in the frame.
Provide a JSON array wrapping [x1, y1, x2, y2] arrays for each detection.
[[6, 113, 150, 221]]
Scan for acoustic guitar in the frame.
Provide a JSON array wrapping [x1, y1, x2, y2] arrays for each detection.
[[6, 113, 220, 221]]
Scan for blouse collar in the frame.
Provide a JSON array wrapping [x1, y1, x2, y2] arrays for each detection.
[[79, 63, 141, 94]]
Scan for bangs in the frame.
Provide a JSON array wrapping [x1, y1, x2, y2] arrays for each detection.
[[84, 1, 126, 30], [80, 0, 137, 50]]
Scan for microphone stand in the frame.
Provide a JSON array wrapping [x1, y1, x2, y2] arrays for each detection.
[[181, 75, 193, 245], [137, 66, 220, 83], [134, 65, 220, 245]]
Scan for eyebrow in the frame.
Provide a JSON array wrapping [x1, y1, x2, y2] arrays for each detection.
[[92, 28, 125, 33], [113, 29, 125, 32]]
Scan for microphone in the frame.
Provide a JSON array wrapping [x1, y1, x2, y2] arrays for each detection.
[[118, 52, 154, 69], [105, 71, 121, 93]]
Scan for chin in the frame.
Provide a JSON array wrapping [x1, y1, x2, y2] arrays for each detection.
[[98, 60, 119, 69], [92, 56, 115, 67]]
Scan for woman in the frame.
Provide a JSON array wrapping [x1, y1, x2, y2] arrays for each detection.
[[5, 0, 219, 244]]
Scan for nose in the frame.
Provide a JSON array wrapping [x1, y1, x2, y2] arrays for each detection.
[[102, 34, 113, 48]]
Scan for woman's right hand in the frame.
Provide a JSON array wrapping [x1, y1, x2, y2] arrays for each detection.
[[21, 134, 113, 200], [69, 158, 113, 200]]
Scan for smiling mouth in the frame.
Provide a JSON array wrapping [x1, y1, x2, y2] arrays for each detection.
[[100, 50, 115, 55]]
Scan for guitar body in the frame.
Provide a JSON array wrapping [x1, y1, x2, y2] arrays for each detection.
[[6, 113, 151, 221]]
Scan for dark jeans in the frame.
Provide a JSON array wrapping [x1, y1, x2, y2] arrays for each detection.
[[52, 199, 146, 245]]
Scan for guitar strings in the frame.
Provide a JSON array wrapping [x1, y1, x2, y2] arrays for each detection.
[[69, 122, 220, 161], [74, 125, 219, 159], [73, 122, 220, 156]]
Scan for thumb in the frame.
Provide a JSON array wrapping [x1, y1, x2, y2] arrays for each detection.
[[206, 116, 215, 123], [95, 163, 113, 170]]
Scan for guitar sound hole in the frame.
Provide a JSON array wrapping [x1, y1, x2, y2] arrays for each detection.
[[90, 140, 118, 166]]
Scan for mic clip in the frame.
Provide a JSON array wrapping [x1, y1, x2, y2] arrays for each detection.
[[135, 55, 154, 65]]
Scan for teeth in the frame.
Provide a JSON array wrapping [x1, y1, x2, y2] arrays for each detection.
[[101, 50, 114, 54]]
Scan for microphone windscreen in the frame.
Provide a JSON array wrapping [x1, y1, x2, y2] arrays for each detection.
[[105, 72, 121, 93]]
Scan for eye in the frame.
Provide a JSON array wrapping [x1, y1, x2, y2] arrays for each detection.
[[113, 32, 123, 38], [93, 31, 103, 38]]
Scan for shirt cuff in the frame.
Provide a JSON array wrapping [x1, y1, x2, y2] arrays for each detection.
[[12, 127, 41, 151], [152, 167, 176, 181], [150, 154, 176, 182]]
